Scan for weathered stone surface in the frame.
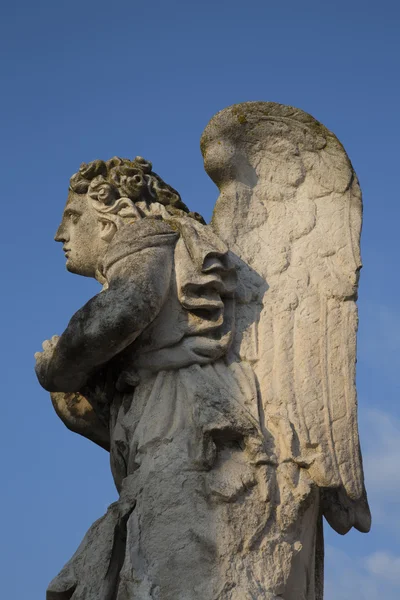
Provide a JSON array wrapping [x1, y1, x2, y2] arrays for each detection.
[[35, 102, 370, 599]]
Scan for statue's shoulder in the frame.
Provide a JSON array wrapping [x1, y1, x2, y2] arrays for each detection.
[[103, 218, 179, 276], [112, 217, 179, 248]]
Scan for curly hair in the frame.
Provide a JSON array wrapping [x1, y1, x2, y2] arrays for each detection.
[[69, 156, 205, 224]]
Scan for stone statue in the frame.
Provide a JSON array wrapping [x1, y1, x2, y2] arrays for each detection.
[[35, 102, 371, 600]]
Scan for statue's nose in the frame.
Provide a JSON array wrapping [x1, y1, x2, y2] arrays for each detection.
[[54, 225, 67, 243]]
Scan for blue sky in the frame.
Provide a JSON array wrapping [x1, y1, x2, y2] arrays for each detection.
[[1, 1, 399, 598]]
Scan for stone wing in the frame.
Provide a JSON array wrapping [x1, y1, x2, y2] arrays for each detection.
[[201, 101, 371, 534]]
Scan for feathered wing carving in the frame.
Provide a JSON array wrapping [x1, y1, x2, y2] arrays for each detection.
[[201, 101, 371, 535]]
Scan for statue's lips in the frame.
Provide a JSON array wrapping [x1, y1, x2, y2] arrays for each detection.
[[63, 248, 71, 257]]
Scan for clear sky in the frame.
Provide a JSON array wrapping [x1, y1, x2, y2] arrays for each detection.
[[1, 1, 399, 598]]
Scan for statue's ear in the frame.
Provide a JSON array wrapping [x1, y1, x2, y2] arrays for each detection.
[[95, 197, 142, 242], [98, 218, 116, 242]]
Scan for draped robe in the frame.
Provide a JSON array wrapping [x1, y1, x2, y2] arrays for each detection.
[[47, 217, 321, 600]]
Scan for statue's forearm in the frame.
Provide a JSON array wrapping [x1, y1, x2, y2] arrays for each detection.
[[50, 391, 110, 451], [39, 246, 173, 392], [43, 282, 144, 391]]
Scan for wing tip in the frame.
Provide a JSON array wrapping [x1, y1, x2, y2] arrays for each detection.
[[322, 487, 371, 535]]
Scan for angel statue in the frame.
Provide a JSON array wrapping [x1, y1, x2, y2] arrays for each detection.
[[35, 102, 371, 600]]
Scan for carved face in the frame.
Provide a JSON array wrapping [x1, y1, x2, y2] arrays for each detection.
[[55, 193, 108, 277]]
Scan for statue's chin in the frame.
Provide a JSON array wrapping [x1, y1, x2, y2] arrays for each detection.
[[66, 260, 84, 276], [66, 259, 95, 278]]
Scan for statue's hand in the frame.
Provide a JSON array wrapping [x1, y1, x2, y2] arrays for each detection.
[[35, 335, 59, 388]]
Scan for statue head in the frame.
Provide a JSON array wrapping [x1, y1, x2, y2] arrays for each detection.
[[55, 156, 204, 277]]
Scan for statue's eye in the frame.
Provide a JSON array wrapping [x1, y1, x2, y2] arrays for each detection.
[[67, 211, 80, 224]]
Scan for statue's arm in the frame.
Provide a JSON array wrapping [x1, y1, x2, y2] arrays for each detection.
[[36, 245, 173, 392], [50, 391, 110, 451]]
